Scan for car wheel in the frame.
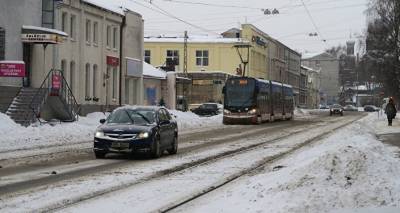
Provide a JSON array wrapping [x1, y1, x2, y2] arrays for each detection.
[[94, 151, 106, 159], [168, 136, 178, 155], [150, 135, 161, 158]]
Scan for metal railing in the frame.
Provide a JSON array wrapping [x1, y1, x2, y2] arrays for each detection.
[[23, 69, 80, 125]]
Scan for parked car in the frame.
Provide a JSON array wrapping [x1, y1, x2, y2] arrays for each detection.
[[319, 104, 329, 109], [343, 105, 358, 111], [93, 106, 178, 159], [330, 104, 344, 116], [364, 105, 380, 112], [191, 103, 220, 116]]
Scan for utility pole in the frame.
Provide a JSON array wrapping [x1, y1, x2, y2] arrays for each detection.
[[183, 30, 188, 77]]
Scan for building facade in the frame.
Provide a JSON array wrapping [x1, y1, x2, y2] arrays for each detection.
[[302, 52, 340, 105], [0, 0, 144, 117], [144, 24, 301, 105]]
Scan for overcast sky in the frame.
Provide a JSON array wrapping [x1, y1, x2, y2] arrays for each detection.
[[115, 0, 368, 54]]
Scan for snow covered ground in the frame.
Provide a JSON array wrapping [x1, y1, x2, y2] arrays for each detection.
[[172, 113, 400, 213], [0, 109, 223, 153]]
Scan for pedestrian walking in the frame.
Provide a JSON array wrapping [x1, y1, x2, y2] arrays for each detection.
[[385, 97, 397, 126]]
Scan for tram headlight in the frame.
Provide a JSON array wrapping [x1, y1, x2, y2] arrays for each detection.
[[248, 109, 257, 114], [224, 109, 231, 114]]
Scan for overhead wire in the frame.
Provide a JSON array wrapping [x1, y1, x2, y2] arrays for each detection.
[[299, 0, 329, 47]]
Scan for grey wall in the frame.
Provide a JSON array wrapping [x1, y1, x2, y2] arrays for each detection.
[[0, 0, 42, 86]]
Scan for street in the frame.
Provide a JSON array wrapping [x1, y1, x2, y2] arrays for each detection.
[[0, 111, 367, 212]]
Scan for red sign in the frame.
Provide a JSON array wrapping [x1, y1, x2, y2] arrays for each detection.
[[52, 74, 61, 89], [0, 61, 26, 77], [50, 74, 62, 96], [107, 56, 119, 66]]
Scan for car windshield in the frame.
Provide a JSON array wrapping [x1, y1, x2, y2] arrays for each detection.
[[106, 109, 156, 125], [331, 104, 342, 108]]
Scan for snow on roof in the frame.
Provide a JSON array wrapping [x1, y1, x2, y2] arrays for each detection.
[[83, 0, 125, 15], [145, 36, 247, 44], [301, 52, 324, 60], [22, 25, 68, 36], [0, 61, 25, 64], [143, 62, 167, 79]]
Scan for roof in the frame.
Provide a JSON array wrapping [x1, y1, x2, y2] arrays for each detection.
[[144, 35, 247, 44], [143, 62, 167, 79], [22, 25, 68, 37], [83, 0, 125, 15], [302, 52, 335, 60]]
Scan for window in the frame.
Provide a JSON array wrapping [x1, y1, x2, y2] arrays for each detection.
[[196, 50, 209, 66], [113, 27, 118, 49], [42, 0, 54, 28], [85, 63, 90, 98], [61, 60, 67, 77], [85, 19, 91, 43], [112, 68, 118, 99], [69, 61, 75, 93], [166, 50, 179, 65], [61, 12, 67, 32], [0, 27, 5, 60], [144, 50, 151, 64], [106, 26, 111, 47], [93, 22, 98, 44], [70, 15, 76, 39], [93, 65, 98, 98]]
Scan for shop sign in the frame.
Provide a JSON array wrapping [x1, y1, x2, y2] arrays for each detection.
[[0, 61, 25, 77], [252, 36, 267, 48], [107, 56, 119, 66], [21, 33, 63, 44], [193, 79, 213, 85]]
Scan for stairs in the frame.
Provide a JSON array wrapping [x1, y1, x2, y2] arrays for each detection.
[[0, 86, 21, 113], [5, 69, 79, 126], [6, 88, 48, 126]]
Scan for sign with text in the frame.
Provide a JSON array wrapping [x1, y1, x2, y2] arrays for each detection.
[[21, 34, 64, 44], [107, 56, 119, 66], [0, 61, 25, 77], [50, 74, 62, 96]]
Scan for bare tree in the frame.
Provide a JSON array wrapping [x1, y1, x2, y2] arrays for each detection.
[[366, 0, 400, 100]]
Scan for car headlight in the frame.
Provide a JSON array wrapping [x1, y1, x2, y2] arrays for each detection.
[[137, 132, 149, 139], [95, 130, 104, 138], [224, 109, 231, 114], [248, 109, 257, 114]]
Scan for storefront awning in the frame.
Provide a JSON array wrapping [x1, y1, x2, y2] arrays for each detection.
[[21, 25, 68, 44]]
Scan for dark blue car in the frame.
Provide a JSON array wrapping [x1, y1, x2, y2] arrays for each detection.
[[93, 106, 178, 159]]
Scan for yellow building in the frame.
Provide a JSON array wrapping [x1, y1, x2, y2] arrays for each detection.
[[144, 24, 275, 79], [144, 24, 302, 106]]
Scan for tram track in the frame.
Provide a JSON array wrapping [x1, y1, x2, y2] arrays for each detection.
[[0, 119, 315, 195], [0, 115, 362, 212]]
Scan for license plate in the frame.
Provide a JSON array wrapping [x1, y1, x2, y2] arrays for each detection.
[[111, 142, 129, 149]]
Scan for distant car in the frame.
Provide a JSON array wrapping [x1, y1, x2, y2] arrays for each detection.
[[330, 104, 344, 116], [93, 106, 178, 159], [364, 105, 380, 112], [343, 105, 358, 111], [319, 104, 329, 109], [191, 103, 220, 116]]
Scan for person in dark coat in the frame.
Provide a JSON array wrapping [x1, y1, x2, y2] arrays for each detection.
[[385, 98, 397, 126]]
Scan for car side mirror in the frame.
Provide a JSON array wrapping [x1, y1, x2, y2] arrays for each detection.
[[222, 86, 226, 94], [159, 120, 170, 125], [100, 119, 106, 124]]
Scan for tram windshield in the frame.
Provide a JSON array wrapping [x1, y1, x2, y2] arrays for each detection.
[[224, 78, 256, 108]]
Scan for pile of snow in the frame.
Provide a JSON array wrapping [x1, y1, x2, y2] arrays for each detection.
[[0, 112, 108, 152], [169, 110, 222, 133], [181, 114, 400, 213], [0, 109, 223, 152]]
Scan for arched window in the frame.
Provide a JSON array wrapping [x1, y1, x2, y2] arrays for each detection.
[[69, 61, 75, 94], [85, 63, 90, 98], [93, 64, 97, 98]]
